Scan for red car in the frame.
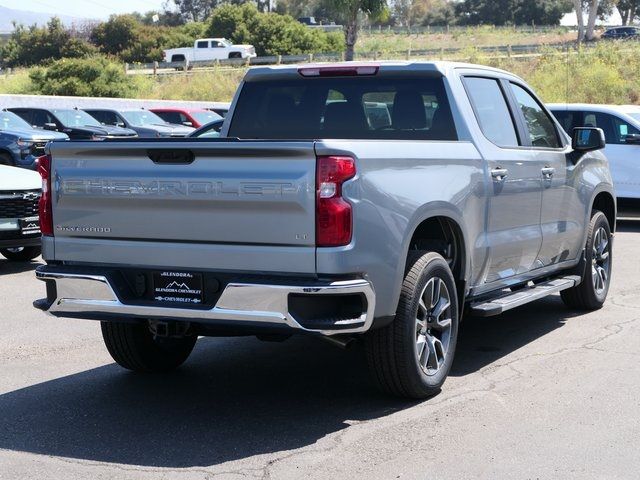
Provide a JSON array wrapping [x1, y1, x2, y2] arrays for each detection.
[[149, 108, 222, 128]]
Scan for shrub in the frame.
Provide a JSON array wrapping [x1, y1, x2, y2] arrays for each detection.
[[1, 17, 96, 67], [28, 56, 135, 97], [207, 4, 344, 56], [91, 15, 202, 63]]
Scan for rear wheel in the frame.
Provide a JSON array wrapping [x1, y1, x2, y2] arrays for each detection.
[[101, 322, 197, 373], [0, 246, 41, 261], [365, 251, 459, 399], [561, 210, 612, 310]]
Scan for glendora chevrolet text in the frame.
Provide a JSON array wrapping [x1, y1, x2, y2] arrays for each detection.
[[34, 61, 616, 399]]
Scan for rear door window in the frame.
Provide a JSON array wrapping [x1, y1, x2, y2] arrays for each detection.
[[463, 77, 519, 148], [229, 75, 458, 140]]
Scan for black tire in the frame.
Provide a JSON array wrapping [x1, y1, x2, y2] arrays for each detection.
[[0, 246, 41, 261], [228, 52, 242, 59], [365, 251, 459, 399], [101, 322, 197, 373], [561, 210, 612, 310]]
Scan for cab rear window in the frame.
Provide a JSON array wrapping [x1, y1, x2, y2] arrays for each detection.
[[228, 75, 458, 141]]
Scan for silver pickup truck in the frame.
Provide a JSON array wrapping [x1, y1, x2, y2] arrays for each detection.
[[34, 62, 615, 399]]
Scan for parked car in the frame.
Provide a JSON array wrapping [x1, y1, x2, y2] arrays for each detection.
[[601, 26, 640, 39], [0, 164, 41, 261], [550, 103, 640, 211], [8, 108, 137, 140], [150, 108, 222, 128], [84, 108, 194, 138], [188, 119, 224, 138], [164, 38, 256, 63], [0, 110, 68, 169], [34, 61, 615, 399]]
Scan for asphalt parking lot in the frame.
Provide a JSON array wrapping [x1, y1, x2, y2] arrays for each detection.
[[1, 222, 639, 479]]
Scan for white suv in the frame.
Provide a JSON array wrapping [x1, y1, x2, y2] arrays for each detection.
[[550, 104, 640, 210], [0, 164, 41, 261]]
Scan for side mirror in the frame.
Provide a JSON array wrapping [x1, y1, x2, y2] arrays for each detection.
[[43, 122, 58, 131], [624, 133, 640, 144], [116, 122, 126, 128], [572, 127, 605, 152], [182, 121, 193, 127]]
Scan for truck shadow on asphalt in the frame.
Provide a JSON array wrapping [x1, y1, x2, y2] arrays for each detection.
[[0, 258, 42, 275], [0, 296, 582, 468]]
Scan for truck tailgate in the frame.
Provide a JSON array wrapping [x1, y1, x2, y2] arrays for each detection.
[[49, 140, 317, 273]]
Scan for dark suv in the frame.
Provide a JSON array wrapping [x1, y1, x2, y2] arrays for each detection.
[[8, 108, 137, 140], [601, 26, 640, 39]]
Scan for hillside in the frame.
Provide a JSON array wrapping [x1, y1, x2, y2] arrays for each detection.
[[0, 6, 91, 32]]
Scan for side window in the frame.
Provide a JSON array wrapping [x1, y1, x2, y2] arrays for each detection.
[[11, 110, 31, 125], [31, 110, 49, 127], [164, 112, 182, 124], [510, 83, 561, 148], [211, 41, 221, 48], [179, 113, 190, 124], [597, 113, 640, 144], [104, 111, 119, 125], [196, 41, 208, 48], [463, 77, 519, 148], [88, 111, 106, 124]]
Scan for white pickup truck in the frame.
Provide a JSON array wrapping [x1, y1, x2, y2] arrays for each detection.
[[164, 38, 257, 63]]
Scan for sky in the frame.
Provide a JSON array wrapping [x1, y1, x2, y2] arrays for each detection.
[[0, 0, 167, 19]]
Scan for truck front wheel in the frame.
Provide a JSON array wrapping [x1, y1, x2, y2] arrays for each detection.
[[365, 251, 459, 399], [101, 322, 197, 373], [561, 209, 612, 310]]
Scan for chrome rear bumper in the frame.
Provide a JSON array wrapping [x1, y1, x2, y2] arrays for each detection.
[[35, 267, 375, 336]]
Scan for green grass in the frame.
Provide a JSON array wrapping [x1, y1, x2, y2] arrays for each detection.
[[356, 25, 575, 54], [132, 69, 246, 102], [0, 69, 37, 94], [480, 43, 640, 104]]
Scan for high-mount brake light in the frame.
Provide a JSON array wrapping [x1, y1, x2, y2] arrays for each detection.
[[298, 65, 379, 77], [37, 154, 53, 236], [316, 156, 356, 247]]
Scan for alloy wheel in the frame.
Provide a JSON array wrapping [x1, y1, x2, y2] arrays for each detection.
[[415, 277, 453, 376]]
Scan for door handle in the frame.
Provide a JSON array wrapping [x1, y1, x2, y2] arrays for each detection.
[[541, 166, 555, 179], [490, 168, 508, 181]]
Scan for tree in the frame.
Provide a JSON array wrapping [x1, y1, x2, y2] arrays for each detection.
[[90, 15, 139, 56], [324, 0, 387, 61], [456, 0, 571, 25], [0, 17, 95, 68], [171, 0, 219, 22], [574, 0, 600, 42], [207, 4, 344, 55], [616, 0, 640, 24], [420, 0, 456, 25], [584, 0, 600, 40]]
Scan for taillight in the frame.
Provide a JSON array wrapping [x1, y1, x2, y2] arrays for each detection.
[[316, 155, 356, 247], [37, 154, 53, 236]]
